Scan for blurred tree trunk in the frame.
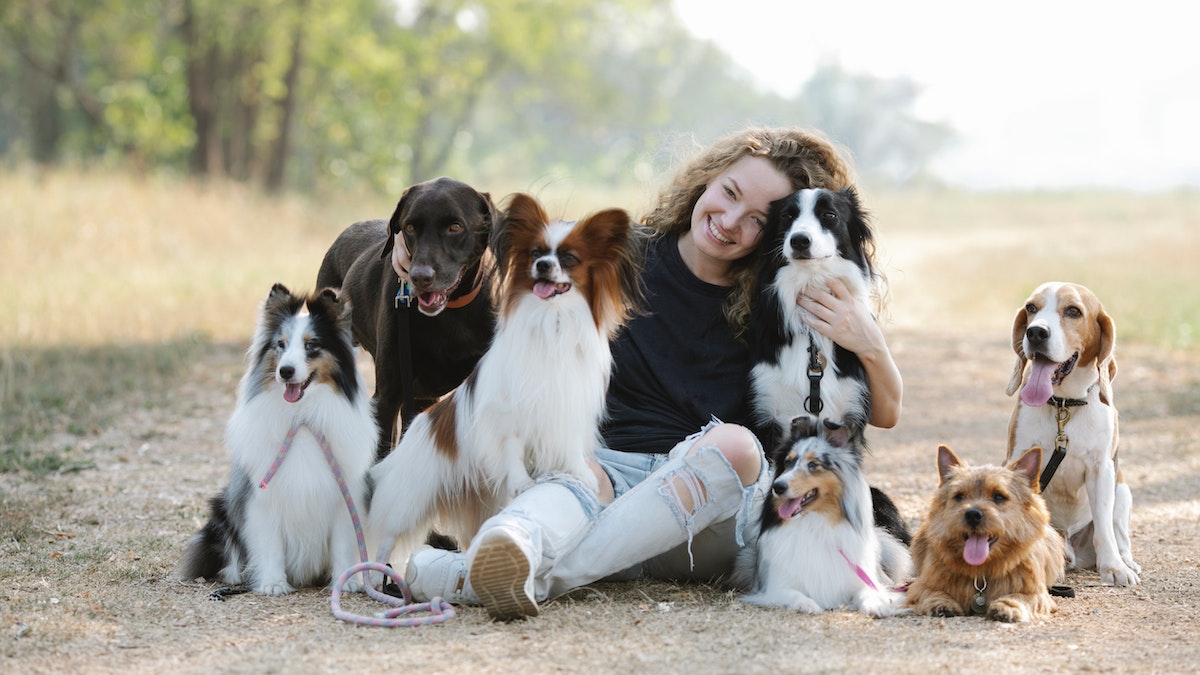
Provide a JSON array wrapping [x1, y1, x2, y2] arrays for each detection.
[[263, 1, 308, 194], [182, 0, 223, 177]]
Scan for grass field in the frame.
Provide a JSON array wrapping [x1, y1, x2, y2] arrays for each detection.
[[3, 168, 1199, 673], [2, 167, 1198, 469]]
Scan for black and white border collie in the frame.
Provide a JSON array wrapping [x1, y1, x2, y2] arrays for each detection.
[[366, 193, 641, 577], [749, 186, 876, 450], [733, 417, 911, 616], [179, 284, 377, 595]]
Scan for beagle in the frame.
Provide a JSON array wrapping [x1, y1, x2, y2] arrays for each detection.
[[1005, 281, 1140, 586]]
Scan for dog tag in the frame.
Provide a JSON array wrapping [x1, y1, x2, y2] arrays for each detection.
[[970, 590, 988, 615], [395, 280, 413, 309]]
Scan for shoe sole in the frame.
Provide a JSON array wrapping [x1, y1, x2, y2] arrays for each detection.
[[470, 532, 538, 621]]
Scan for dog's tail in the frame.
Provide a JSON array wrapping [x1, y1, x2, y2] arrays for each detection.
[[177, 491, 242, 582], [870, 486, 911, 546]]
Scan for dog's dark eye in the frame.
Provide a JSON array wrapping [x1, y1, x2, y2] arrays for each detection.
[[403, 224, 415, 235], [992, 492, 1008, 504], [1025, 303, 1037, 314], [305, 340, 321, 357], [820, 211, 838, 223], [275, 339, 286, 351], [1064, 306, 1082, 319], [447, 223, 463, 234], [952, 492, 965, 502], [806, 460, 820, 472], [559, 252, 579, 268]]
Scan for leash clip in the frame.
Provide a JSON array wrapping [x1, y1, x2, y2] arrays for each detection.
[[394, 279, 413, 309]]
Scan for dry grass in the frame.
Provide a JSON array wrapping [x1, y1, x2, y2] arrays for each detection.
[[2, 169, 1199, 673]]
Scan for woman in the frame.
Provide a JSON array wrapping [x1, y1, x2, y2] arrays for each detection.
[[404, 126, 902, 620]]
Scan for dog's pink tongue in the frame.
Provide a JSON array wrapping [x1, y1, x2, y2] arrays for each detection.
[[964, 534, 991, 566], [1021, 360, 1056, 407], [534, 281, 556, 299], [777, 498, 803, 520], [284, 383, 303, 403]]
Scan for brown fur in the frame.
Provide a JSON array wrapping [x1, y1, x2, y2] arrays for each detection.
[[907, 445, 1066, 623]]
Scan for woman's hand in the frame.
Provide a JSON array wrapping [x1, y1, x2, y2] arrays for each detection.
[[797, 278, 903, 428]]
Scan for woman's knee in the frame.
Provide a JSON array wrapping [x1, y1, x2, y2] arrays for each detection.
[[692, 423, 762, 486]]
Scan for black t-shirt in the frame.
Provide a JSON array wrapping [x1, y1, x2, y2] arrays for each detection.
[[600, 233, 756, 454]]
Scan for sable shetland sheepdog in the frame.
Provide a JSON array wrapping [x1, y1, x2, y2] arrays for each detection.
[[733, 417, 911, 616], [367, 193, 641, 574], [749, 187, 876, 450], [179, 284, 377, 595]]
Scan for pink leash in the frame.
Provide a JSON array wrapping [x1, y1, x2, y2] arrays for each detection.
[[260, 423, 456, 626]]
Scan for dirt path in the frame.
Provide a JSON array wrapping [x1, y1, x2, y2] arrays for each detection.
[[3, 328, 1199, 673]]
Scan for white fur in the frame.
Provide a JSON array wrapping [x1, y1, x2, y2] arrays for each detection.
[[737, 451, 910, 617], [222, 310, 376, 595], [751, 249, 871, 433], [367, 223, 613, 575]]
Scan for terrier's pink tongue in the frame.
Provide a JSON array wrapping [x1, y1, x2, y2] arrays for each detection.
[[964, 535, 991, 566], [1021, 360, 1056, 407], [284, 383, 303, 403]]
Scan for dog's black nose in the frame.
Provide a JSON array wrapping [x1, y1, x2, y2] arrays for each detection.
[[536, 259, 554, 275], [279, 365, 294, 381], [409, 265, 435, 290], [789, 232, 812, 255], [1026, 325, 1050, 344], [965, 508, 983, 527], [772, 480, 788, 496]]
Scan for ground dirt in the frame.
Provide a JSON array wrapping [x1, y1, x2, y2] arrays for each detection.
[[3, 328, 1199, 674]]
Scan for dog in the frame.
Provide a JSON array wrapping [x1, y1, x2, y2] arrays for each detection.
[[749, 186, 876, 451], [907, 445, 1066, 622], [315, 176, 498, 460], [1005, 281, 1139, 586], [733, 416, 911, 616], [366, 193, 641, 574], [179, 284, 377, 595]]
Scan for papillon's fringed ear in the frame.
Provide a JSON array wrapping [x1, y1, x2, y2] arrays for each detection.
[[492, 192, 549, 272], [1096, 309, 1117, 405], [1006, 306, 1031, 397]]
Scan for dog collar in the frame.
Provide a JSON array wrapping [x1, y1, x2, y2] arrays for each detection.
[[445, 278, 483, 309], [1048, 395, 1088, 408]]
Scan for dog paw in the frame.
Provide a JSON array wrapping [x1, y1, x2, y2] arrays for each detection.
[[255, 580, 295, 596], [987, 599, 1032, 623], [790, 597, 824, 614], [340, 575, 364, 594], [930, 605, 962, 618], [1101, 562, 1140, 587]]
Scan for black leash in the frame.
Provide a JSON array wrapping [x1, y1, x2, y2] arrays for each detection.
[[804, 333, 826, 415], [1038, 396, 1088, 492]]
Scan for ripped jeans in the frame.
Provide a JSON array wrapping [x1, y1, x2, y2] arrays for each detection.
[[534, 419, 770, 599]]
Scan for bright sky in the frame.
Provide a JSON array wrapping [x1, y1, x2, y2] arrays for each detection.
[[674, 0, 1200, 190]]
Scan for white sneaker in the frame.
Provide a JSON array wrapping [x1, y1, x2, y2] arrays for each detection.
[[469, 528, 538, 621], [403, 546, 477, 605]]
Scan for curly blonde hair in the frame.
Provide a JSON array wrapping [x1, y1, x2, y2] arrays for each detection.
[[642, 126, 862, 337]]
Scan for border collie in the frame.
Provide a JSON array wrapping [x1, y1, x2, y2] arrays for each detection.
[[179, 284, 377, 595], [366, 193, 641, 575], [749, 187, 876, 450], [734, 417, 911, 616]]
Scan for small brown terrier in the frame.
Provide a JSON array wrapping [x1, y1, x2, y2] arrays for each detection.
[[907, 445, 1066, 622]]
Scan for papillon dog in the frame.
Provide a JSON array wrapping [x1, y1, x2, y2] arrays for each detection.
[[733, 416, 911, 616], [366, 193, 641, 574], [749, 187, 876, 450], [179, 284, 377, 595]]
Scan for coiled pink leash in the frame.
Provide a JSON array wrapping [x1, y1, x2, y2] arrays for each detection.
[[260, 423, 456, 626]]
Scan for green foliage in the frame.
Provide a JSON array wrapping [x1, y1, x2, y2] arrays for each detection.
[[0, 0, 953, 192]]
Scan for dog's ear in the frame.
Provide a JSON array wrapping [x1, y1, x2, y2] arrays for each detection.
[[936, 444, 962, 484], [1096, 308, 1117, 405], [1005, 305, 1031, 397], [1010, 446, 1044, 490], [789, 416, 819, 440], [820, 420, 851, 449], [381, 184, 422, 260]]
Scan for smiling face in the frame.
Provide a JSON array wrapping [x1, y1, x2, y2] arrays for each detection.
[[682, 155, 792, 283]]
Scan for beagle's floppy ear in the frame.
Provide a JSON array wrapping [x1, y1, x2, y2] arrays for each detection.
[[1005, 305, 1030, 397], [1096, 308, 1117, 405]]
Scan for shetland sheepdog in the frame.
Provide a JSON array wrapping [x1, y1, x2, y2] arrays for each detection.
[[749, 187, 876, 450], [366, 193, 641, 574], [733, 417, 911, 616], [179, 284, 377, 595]]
